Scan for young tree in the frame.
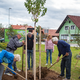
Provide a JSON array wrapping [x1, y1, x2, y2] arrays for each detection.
[[24, 0, 47, 79], [24, 0, 47, 27]]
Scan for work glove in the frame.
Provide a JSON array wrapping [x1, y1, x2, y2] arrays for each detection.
[[0, 59, 2, 64]]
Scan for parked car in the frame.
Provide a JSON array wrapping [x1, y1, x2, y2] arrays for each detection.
[[0, 37, 4, 42]]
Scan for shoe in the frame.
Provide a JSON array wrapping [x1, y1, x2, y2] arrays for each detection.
[[45, 63, 48, 65], [51, 63, 52, 65], [62, 78, 70, 80], [4, 73, 12, 76], [79, 76, 80, 79], [27, 68, 30, 70], [17, 69, 21, 72], [57, 75, 65, 78]]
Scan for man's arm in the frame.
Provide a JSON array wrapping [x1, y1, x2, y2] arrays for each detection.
[[61, 41, 70, 56], [14, 38, 24, 47], [8, 63, 16, 75]]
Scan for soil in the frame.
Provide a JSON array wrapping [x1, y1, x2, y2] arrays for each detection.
[[2, 67, 62, 80]]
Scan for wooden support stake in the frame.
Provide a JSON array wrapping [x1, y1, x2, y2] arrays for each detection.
[[25, 26, 27, 80], [22, 46, 24, 71], [1, 63, 26, 80], [34, 26, 36, 80], [39, 26, 41, 79]]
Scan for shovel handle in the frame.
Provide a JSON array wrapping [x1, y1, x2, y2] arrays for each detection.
[[48, 55, 66, 69], [1, 63, 26, 80]]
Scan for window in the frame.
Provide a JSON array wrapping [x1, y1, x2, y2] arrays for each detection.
[[44, 29, 49, 33], [61, 34, 68, 40], [65, 26, 69, 30], [71, 25, 75, 30]]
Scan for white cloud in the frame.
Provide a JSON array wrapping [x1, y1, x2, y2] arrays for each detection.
[[51, 0, 80, 9], [0, 0, 80, 29]]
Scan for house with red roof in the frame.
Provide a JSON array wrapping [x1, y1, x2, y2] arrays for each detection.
[[11, 24, 34, 33], [56, 15, 80, 42], [42, 29, 59, 37]]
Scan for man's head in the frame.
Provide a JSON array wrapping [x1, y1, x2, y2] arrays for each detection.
[[27, 32, 32, 38], [14, 54, 21, 62], [17, 34, 22, 39], [52, 37, 58, 45]]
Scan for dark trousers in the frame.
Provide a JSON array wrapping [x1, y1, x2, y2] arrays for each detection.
[[5, 49, 17, 73], [0, 64, 4, 80], [60, 52, 72, 79]]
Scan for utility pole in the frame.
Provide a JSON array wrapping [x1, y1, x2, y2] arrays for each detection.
[[9, 8, 11, 25]]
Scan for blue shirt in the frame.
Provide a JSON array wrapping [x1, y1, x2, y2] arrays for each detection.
[[0, 50, 16, 74], [57, 40, 71, 57]]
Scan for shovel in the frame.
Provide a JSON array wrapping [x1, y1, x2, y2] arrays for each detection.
[[48, 55, 66, 69], [1, 63, 26, 80]]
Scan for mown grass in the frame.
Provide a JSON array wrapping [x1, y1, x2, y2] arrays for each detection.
[[3, 44, 80, 80]]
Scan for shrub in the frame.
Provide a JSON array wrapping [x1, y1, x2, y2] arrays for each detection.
[[0, 42, 7, 50]]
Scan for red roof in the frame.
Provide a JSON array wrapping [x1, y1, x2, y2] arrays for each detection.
[[56, 15, 80, 33], [11, 25, 33, 29], [42, 29, 59, 37], [68, 15, 80, 29], [20, 26, 33, 29]]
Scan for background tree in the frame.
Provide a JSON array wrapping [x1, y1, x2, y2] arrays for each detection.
[[74, 29, 80, 49], [0, 23, 4, 38], [6, 25, 18, 39]]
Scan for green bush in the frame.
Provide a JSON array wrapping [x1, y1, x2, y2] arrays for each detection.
[[0, 42, 7, 50]]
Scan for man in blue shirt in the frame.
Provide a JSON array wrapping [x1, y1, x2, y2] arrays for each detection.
[[52, 37, 72, 80], [0, 50, 21, 80]]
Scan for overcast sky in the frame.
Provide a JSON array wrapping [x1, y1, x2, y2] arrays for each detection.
[[0, 0, 80, 29]]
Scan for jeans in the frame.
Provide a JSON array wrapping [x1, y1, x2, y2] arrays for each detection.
[[27, 49, 33, 69], [0, 64, 4, 80], [46, 49, 53, 64], [60, 52, 72, 79]]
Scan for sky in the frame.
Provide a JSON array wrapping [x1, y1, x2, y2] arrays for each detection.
[[0, 0, 80, 29]]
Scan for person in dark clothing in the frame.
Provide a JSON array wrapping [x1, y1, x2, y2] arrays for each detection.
[[24, 32, 34, 70], [4, 34, 25, 76], [52, 37, 72, 80]]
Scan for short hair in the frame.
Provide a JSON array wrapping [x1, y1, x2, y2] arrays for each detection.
[[17, 34, 21, 37], [14, 54, 21, 62], [52, 37, 58, 42], [27, 32, 32, 36]]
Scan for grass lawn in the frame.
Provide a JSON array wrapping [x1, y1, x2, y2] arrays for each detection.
[[4, 44, 80, 80]]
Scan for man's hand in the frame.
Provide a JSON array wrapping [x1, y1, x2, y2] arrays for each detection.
[[56, 57, 60, 62], [22, 40, 25, 44], [65, 52, 69, 56], [23, 50, 25, 54]]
